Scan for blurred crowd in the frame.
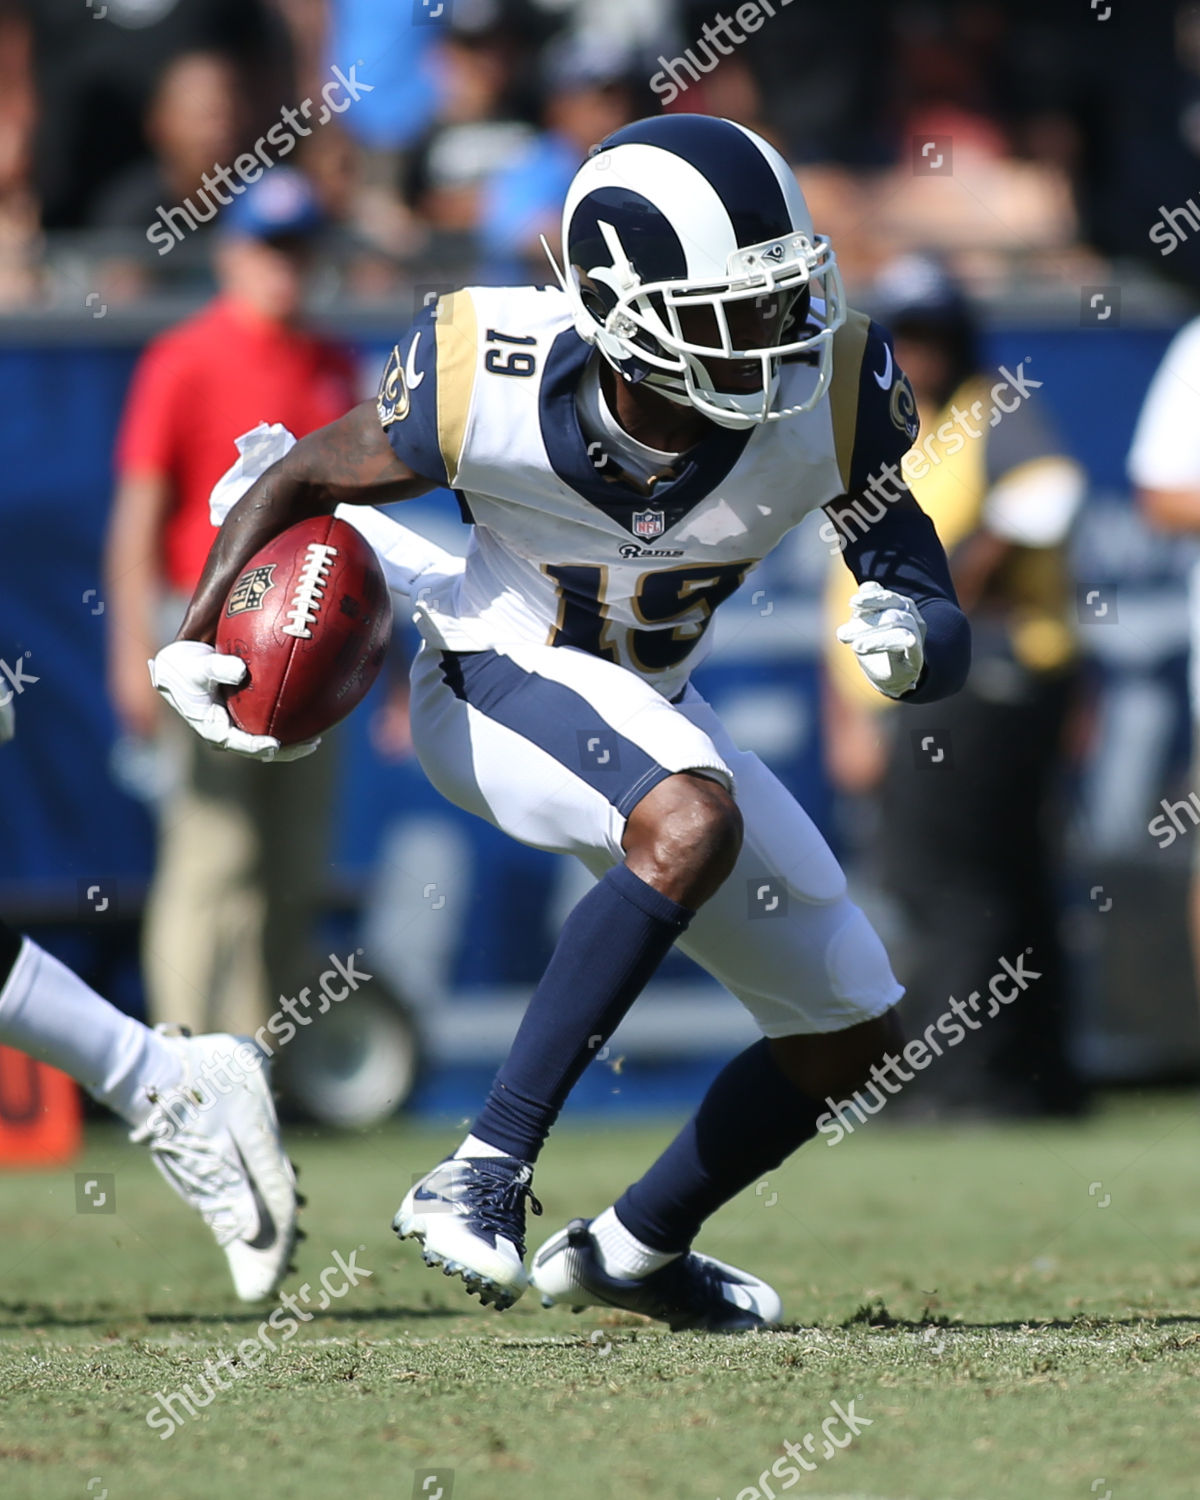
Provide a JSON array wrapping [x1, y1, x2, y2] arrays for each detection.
[[0, 0, 1196, 311]]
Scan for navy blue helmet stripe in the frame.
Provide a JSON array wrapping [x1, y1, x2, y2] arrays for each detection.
[[597, 115, 792, 248], [568, 186, 687, 288]]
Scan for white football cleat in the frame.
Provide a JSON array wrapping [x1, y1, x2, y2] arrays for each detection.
[[130, 1030, 300, 1302], [393, 1156, 542, 1310], [531, 1218, 783, 1332]]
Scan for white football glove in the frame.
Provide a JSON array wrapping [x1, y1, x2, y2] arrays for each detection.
[[836, 581, 927, 699], [0, 695, 13, 745], [148, 640, 318, 762]]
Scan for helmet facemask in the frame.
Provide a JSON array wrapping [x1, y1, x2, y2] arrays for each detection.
[[547, 223, 846, 430]]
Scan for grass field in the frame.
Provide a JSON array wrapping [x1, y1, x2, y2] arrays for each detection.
[[1, 1094, 1198, 1500]]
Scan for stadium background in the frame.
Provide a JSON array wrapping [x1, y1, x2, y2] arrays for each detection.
[[0, 0, 1198, 1118]]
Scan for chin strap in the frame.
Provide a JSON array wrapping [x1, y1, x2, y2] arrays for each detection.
[[641, 369, 692, 406]]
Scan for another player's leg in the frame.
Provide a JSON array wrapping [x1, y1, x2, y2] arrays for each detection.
[[532, 705, 904, 1330], [394, 644, 739, 1308], [0, 916, 298, 1300]]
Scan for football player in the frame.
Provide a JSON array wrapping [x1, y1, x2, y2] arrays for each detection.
[[152, 116, 969, 1331], [0, 696, 299, 1302]]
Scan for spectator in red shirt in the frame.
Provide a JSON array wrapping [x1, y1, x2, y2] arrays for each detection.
[[105, 168, 357, 1039]]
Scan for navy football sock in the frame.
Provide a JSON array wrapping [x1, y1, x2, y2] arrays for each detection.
[[470, 863, 692, 1162], [614, 1038, 823, 1253]]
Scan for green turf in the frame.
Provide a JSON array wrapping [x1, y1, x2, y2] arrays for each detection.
[[1, 1094, 1198, 1500]]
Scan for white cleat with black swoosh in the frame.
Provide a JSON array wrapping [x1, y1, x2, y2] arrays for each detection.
[[130, 1029, 300, 1302], [393, 1157, 542, 1310]]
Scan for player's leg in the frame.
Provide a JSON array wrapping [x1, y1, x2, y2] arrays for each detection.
[[462, 767, 739, 1158], [0, 916, 181, 1123], [531, 691, 904, 1329], [0, 915, 298, 1300], [394, 642, 741, 1307]]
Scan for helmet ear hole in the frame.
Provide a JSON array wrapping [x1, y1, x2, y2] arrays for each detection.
[[576, 270, 614, 326], [580, 286, 607, 322]]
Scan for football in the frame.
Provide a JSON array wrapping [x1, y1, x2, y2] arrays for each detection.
[[215, 514, 393, 745]]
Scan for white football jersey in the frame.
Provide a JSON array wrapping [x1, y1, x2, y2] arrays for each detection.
[[378, 285, 915, 699]]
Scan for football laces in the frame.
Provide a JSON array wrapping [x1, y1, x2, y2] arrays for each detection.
[[281, 542, 338, 640]]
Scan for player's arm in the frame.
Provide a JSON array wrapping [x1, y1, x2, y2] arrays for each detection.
[[157, 305, 450, 760], [152, 402, 436, 762], [177, 400, 436, 646], [825, 318, 969, 703], [829, 488, 970, 702]]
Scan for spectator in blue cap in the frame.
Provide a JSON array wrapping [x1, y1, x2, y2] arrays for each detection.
[[208, 167, 326, 325]]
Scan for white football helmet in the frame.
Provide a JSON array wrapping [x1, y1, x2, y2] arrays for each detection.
[[547, 114, 846, 429]]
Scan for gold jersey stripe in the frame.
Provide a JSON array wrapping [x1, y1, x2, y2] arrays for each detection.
[[435, 291, 479, 486], [829, 309, 872, 493]]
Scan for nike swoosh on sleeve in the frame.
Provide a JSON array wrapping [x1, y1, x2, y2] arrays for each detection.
[[405, 331, 426, 391], [872, 344, 893, 390]]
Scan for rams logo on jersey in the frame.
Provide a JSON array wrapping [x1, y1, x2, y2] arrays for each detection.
[[377, 331, 427, 429], [225, 564, 276, 616], [890, 371, 919, 444]]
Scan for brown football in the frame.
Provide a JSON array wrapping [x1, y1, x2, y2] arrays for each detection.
[[215, 515, 393, 745]]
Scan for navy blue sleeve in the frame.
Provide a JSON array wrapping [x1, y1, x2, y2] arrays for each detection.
[[837, 491, 971, 703], [823, 317, 967, 701], [845, 320, 920, 495], [375, 297, 448, 485]]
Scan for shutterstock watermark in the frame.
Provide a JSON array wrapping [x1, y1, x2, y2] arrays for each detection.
[[143, 951, 372, 1138], [145, 1247, 371, 1439], [816, 950, 1042, 1145], [715, 1400, 873, 1498], [1149, 196, 1200, 258], [0, 651, 38, 707], [1149, 790, 1200, 850], [650, 0, 795, 106], [147, 62, 372, 255], [818, 361, 1044, 555], [254, 950, 373, 1055]]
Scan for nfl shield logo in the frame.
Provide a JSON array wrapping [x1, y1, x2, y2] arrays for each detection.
[[225, 563, 276, 616], [632, 508, 666, 540]]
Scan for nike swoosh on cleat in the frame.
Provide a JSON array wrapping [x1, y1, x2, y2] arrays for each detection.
[[414, 1185, 464, 1206], [235, 1146, 278, 1252]]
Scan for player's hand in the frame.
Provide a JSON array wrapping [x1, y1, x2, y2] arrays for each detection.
[[836, 582, 927, 699], [148, 640, 319, 762]]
